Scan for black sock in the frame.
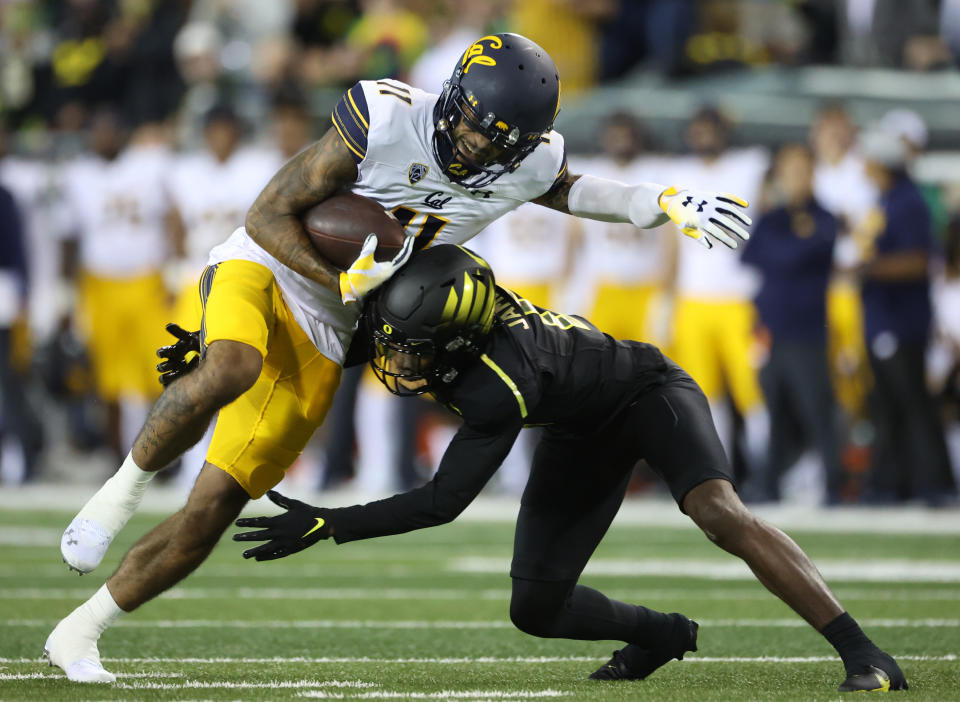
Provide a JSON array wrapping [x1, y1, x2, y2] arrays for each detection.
[[822, 612, 877, 667], [631, 605, 681, 649]]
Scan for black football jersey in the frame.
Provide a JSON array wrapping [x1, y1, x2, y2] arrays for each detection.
[[328, 288, 667, 543]]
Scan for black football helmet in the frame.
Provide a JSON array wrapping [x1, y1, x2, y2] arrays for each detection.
[[369, 245, 497, 396], [433, 33, 561, 189]]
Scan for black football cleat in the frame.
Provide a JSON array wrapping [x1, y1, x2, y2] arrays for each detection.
[[589, 615, 698, 681], [838, 654, 908, 693], [838, 648, 908, 693]]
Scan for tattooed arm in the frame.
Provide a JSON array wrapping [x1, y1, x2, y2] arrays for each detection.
[[244, 127, 359, 294], [531, 171, 580, 214]]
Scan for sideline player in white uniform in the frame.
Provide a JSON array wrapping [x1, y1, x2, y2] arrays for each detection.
[[810, 104, 878, 418], [166, 105, 281, 330], [472, 201, 576, 309], [60, 111, 173, 461], [667, 107, 769, 472], [165, 104, 283, 490], [571, 112, 677, 348], [47, 34, 752, 683]]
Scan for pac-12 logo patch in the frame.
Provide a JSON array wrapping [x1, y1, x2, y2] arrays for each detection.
[[408, 163, 429, 184]]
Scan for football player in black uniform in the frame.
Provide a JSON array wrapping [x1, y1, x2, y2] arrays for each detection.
[[232, 245, 907, 693]]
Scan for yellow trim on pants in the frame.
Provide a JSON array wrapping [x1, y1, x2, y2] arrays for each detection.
[[671, 297, 762, 412], [199, 260, 342, 498], [77, 271, 169, 402]]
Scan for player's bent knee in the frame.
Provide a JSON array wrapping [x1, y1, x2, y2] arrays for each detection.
[[510, 598, 555, 638], [199, 340, 263, 403], [509, 578, 567, 638], [684, 480, 754, 547]]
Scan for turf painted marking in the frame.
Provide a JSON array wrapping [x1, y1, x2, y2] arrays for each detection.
[[299, 692, 565, 699], [0, 526, 61, 546], [6, 617, 959, 629], [0, 587, 513, 601], [0, 671, 184, 680], [2, 654, 955, 664], [112, 679, 378, 691], [454, 557, 960, 582]]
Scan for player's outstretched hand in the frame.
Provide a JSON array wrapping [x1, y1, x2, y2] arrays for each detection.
[[339, 232, 416, 304], [658, 186, 752, 249], [156, 323, 201, 386], [234, 490, 333, 561]]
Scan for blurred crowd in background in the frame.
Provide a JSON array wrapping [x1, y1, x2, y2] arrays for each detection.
[[0, 0, 958, 508]]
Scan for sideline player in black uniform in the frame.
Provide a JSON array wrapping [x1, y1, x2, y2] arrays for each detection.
[[230, 246, 906, 693]]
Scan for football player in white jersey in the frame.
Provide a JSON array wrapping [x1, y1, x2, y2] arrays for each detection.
[[810, 104, 878, 419], [59, 110, 173, 462], [166, 104, 281, 330], [666, 107, 770, 478], [47, 34, 752, 683], [164, 104, 285, 490], [571, 112, 678, 348]]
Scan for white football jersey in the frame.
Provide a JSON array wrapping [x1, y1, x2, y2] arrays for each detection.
[[570, 154, 676, 285], [62, 144, 171, 277], [209, 79, 566, 364], [0, 157, 69, 337], [167, 147, 280, 271], [471, 202, 574, 285], [813, 151, 877, 229], [671, 148, 768, 299]]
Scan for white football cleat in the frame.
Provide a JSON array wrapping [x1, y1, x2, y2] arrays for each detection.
[[44, 617, 116, 683], [61, 518, 112, 575]]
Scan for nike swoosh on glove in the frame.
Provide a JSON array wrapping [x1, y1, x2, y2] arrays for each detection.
[[233, 490, 333, 561]]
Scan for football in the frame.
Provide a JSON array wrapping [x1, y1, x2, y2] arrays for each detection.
[[302, 192, 407, 270]]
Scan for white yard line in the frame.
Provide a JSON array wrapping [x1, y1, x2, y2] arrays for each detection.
[[112, 679, 379, 690], [0, 672, 184, 680], [454, 557, 960, 582], [4, 485, 960, 533], [6, 577, 959, 604], [298, 692, 567, 700], [0, 587, 514, 600], [6, 617, 960, 629], [5, 573, 960, 603], [1, 654, 956, 664]]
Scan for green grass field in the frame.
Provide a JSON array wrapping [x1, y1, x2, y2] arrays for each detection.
[[1, 495, 958, 701]]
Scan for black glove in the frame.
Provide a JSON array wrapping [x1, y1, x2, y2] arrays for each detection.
[[156, 323, 201, 386], [233, 490, 333, 561]]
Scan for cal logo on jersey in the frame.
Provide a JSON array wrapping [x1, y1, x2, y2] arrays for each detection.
[[408, 163, 429, 184]]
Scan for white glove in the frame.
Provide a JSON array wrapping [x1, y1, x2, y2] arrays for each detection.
[[658, 186, 752, 249], [339, 233, 415, 304]]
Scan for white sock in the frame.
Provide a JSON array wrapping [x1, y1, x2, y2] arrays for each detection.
[[72, 584, 125, 635], [76, 452, 155, 534]]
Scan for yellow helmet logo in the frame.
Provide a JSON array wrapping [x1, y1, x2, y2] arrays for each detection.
[[382, 323, 393, 335], [461, 35, 502, 74], [494, 120, 509, 132]]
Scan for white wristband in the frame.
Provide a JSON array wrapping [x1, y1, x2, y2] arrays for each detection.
[[567, 174, 670, 228]]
